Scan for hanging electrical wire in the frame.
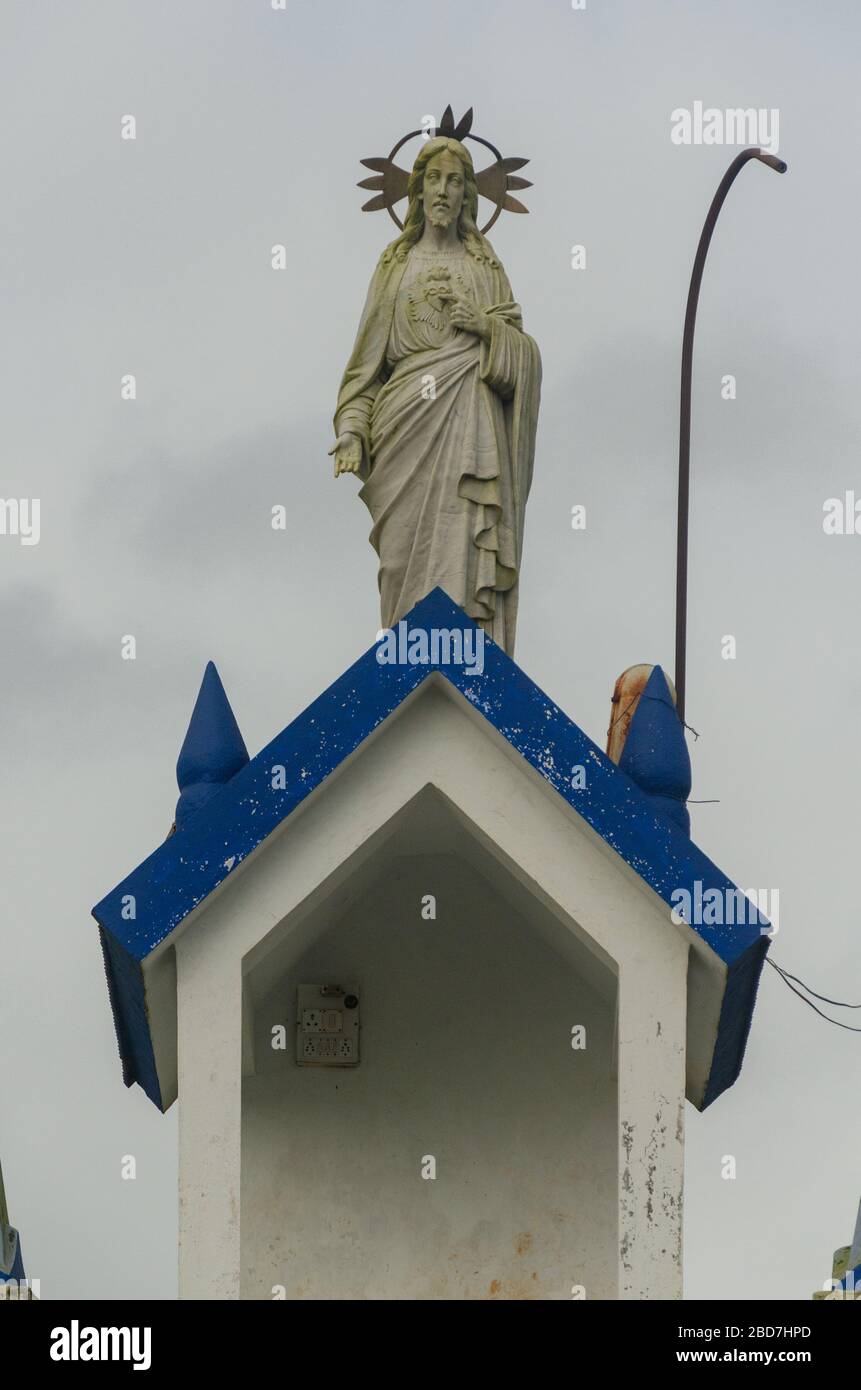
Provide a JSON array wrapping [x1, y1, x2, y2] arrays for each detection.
[[767, 957, 861, 1032]]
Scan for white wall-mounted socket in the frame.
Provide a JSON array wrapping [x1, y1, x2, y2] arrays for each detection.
[[296, 984, 360, 1067]]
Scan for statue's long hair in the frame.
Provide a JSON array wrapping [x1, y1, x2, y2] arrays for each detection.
[[381, 137, 499, 267]]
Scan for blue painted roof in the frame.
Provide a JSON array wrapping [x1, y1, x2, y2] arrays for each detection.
[[93, 587, 768, 1111]]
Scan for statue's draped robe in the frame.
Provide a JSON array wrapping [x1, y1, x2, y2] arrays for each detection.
[[334, 241, 541, 653]]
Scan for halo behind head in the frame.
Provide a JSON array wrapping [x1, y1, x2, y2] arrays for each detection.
[[357, 105, 532, 235]]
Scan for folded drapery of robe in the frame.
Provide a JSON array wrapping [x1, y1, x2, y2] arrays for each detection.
[[334, 245, 541, 655]]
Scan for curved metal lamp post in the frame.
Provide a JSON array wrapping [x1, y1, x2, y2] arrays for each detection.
[[675, 147, 786, 724]]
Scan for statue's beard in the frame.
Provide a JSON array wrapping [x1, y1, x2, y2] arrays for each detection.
[[427, 203, 455, 229]]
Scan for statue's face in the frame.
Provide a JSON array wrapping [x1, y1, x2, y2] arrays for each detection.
[[422, 150, 466, 229]]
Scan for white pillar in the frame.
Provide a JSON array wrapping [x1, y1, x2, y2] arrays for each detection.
[[176, 929, 242, 1299], [617, 940, 687, 1299]]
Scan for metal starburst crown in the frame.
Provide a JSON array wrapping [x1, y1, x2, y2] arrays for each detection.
[[357, 105, 532, 235]]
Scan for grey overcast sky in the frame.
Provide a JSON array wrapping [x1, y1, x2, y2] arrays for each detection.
[[1, 0, 859, 1300]]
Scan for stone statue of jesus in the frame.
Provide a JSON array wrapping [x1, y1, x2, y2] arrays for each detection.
[[330, 136, 541, 655]]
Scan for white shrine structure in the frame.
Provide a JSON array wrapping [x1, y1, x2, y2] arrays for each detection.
[[93, 589, 769, 1300]]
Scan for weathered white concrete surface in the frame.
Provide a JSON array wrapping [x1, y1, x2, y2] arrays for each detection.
[[618, 945, 686, 1298], [173, 678, 688, 1299], [176, 926, 242, 1300], [243, 847, 617, 1299]]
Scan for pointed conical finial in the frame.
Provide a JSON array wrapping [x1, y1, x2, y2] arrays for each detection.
[[610, 665, 692, 835], [175, 662, 249, 828]]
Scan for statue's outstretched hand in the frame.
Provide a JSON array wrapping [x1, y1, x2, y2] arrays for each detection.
[[449, 295, 491, 343], [329, 432, 363, 477]]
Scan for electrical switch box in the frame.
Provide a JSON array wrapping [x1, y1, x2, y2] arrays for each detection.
[[296, 984, 360, 1067]]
